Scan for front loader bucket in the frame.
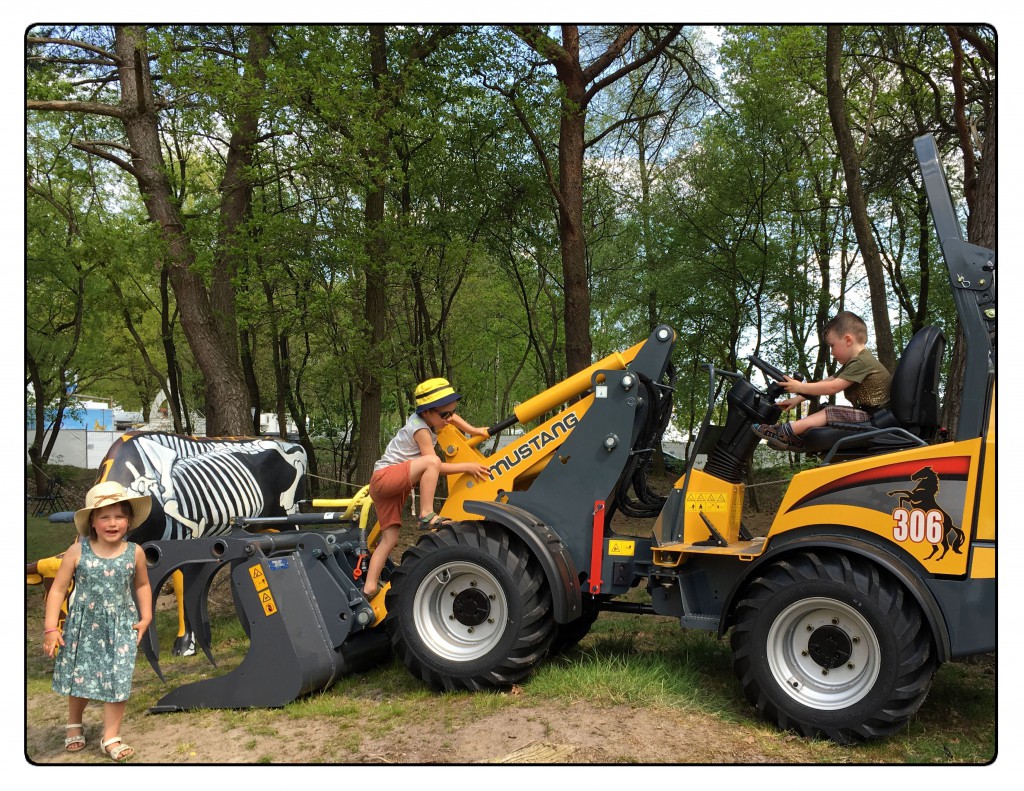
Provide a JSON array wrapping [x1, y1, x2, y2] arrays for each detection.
[[142, 529, 392, 711]]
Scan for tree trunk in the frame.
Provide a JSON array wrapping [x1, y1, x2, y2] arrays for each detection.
[[967, 104, 996, 251], [825, 25, 896, 371], [353, 25, 389, 486], [212, 26, 271, 407], [395, 147, 439, 382], [940, 28, 995, 438], [108, 276, 187, 431], [114, 26, 251, 436], [158, 264, 186, 434], [511, 24, 681, 375], [26, 352, 50, 495], [556, 42, 593, 376], [25, 253, 86, 484], [239, 329, 261, 434], [261, 279, 290, 439]]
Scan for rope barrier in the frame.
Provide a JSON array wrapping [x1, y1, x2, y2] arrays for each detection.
[[745, 478, 793, 489], [304, 467, 790, 493], [305, 471, 367, 491]]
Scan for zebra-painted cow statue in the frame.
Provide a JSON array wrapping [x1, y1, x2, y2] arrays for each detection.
[[96, 431, 308, 544]]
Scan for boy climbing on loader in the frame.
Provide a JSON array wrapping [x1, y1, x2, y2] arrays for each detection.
[[751, 311, 891, 451], [362, 377, 491, 598]]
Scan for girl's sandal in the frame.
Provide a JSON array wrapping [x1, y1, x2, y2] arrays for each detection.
[[64, 724, 85, 752], [100, 736, 134, 762], [418, 512, 453, 531]]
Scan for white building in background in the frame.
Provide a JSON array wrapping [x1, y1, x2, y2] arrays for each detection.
[[258, 412, 300, 436]]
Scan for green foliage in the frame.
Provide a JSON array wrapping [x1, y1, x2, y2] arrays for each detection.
[[26, 24, 992, 474]]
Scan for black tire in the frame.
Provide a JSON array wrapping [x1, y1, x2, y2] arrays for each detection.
[[384, 521, 555, 691], [730, 550, 936, 743], [547, 594, 600, 656]]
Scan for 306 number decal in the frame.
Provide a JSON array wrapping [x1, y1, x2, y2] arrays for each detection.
[[892, 508, 944, 544]]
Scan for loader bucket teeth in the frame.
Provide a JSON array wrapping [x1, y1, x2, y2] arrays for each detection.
[[142, 529, 392, 711], [140, 621, 164, 682], [142, 536, 235, 679]]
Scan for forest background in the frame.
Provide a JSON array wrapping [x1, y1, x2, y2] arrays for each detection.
[[23, 23, 996, 498]]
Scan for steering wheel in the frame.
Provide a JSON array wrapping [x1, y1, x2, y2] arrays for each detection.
[[749, 354, 788, 384], [749, 354, 804, 403]]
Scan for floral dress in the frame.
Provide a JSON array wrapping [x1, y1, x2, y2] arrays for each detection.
[[51, 538, 139, 703]]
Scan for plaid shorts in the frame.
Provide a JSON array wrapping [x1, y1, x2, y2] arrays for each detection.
[[824, 405, 873, 424]]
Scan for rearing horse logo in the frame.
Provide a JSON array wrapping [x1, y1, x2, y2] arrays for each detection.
[[888, 465, 966, 561]]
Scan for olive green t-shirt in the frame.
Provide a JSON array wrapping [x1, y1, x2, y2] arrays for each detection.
[[836, 348, 891, 409]]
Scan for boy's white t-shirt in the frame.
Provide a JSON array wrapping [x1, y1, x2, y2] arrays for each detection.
[[373, 413, 436, 472]]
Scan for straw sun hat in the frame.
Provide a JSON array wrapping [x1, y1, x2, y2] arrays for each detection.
[[73, 481, 152, 537]]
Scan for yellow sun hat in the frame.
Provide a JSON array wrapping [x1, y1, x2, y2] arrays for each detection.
[[73, 481, 152, 536], [414, 377, 461, 414]]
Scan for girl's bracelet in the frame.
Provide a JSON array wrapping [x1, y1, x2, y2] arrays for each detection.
[[43, 628, 61, 634]]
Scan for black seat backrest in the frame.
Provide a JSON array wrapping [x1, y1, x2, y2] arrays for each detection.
[[889, 325, 945, 439]]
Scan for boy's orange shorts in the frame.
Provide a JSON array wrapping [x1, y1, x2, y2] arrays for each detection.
[[369, 460, 413, 529]]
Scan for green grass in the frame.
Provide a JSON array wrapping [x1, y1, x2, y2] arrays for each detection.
[[26, 517, 78, 562], [539, 613, 995, 764], [25, 514, 995, 764]]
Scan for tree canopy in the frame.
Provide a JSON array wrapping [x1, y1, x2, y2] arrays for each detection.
[[25, 24, 995, 493]]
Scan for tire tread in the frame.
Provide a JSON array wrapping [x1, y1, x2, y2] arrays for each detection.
[[730, 550, 936, 743], [385, 522, 554, 691]]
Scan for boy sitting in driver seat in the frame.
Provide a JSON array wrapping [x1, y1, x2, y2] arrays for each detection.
[[752, 311, 891, 452]]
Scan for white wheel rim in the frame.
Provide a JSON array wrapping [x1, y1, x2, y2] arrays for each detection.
[[412, 561, 508, 662], [767, 597, 881, 710]]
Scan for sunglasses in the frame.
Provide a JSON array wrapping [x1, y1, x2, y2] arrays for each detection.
[[435, 408, 457, 419]]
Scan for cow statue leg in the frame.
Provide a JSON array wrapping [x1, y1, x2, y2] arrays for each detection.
[[171, 570, 196, 656]]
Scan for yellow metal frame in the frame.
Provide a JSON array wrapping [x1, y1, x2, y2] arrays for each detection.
[[434, 338, 651, 521], [651, 388, 994, 585]]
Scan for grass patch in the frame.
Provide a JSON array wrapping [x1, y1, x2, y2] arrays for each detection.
[[26, 516, 77, 562], [533, 648, 701, 705], [531, 621, 744, 724]]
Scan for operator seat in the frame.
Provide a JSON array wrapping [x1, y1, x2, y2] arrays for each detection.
[[800, 325, 946, 460]]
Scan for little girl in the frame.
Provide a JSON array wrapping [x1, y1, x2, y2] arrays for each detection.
[[42, 481, 153, 762]]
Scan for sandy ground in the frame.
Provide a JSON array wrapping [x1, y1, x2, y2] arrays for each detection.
[[24, 685, 805, 766]]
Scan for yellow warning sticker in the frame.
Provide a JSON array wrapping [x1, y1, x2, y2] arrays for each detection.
[[685, 492, 727, 512], [249, 565, 269, 592], [249, 564, 277, 616], [608, 540, 635, 557]]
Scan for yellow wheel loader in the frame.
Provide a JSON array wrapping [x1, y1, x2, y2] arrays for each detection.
[[140, 134, 994, 744]]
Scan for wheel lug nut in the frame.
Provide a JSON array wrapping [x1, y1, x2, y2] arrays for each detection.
[[847, 663, 854, 670], [806, 625, 813, 632], [801, 650, 808, 656], [467, 627, 474, 634], [470, 581, 477, 587], [831, 617, 839, 625], [821, 669, 829, 676], [852, 637, 859, 643]]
